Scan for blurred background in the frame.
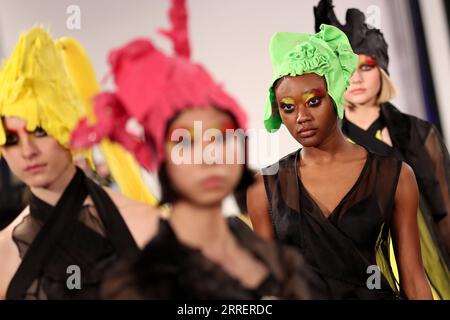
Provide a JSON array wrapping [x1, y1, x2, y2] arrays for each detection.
[[0, 0, 449, 221]]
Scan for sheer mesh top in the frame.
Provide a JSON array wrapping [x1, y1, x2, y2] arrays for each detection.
[[101, 218, 314, 300], [7, 168, 139, 300], [11, 195, 116, 299], [263, 149, 402, 299]]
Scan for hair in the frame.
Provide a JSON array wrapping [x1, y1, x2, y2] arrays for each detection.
[[377, 68, 398, 104]]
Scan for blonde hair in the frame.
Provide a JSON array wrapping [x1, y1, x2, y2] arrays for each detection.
[[377, 68, 398, 104]]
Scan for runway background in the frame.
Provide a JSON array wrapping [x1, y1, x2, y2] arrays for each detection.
[[0, 0, 448, 214]]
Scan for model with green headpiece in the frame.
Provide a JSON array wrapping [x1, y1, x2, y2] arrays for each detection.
[[264, 24, 357, 131], [248, 24, 433, 300], [314, 0, 450, 299]]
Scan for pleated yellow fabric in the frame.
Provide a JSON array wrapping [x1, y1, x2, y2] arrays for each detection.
[[57, 36, 159, 206]]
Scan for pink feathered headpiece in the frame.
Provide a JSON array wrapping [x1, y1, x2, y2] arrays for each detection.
[[71, 0, 247, 171]]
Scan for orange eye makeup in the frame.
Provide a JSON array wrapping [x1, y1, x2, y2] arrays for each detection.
[[358, 56, 377, 71], [166, 126, 193, 144], [165, 121, 238, 144], [301, 88, 326, 108], [280, 97, 296, 105], [215, 120, 237, 134], [278, 88, 326, 113], [278, 97, 296, 113]]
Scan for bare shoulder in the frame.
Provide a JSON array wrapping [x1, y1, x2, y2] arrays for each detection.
[[0, 207, 29, 299], [396, 162, 418, 194], [247, 172, 267, 208], [101, 186, 162, 216], [247, 172, 265, 192], [102, 187, 162, 249], [348, 143, 368, 162], [393, 162, 419, 221], [247, 172, 273, 240], [399, 162, 416, 180], [0, 206, 30, 246]]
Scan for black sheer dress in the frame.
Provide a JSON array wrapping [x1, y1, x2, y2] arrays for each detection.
[[7, 168, 139, 300], [102, 217, 314, 299], [263, 149, 402, 299], [342, 102, 450, 299]]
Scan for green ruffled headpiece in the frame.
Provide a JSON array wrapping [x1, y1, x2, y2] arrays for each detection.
[[264, 24, 358, 132]]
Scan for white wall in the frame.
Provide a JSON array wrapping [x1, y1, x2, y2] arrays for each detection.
[[1, 0, 442, 158], [419, 0, 450, 144], [0, 0, 450, 212], [0, 0, 448, 213]]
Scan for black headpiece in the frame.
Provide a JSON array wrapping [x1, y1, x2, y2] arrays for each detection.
[[314, 0, 390, 73]]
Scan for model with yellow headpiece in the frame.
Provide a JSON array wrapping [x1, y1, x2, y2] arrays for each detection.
[[0, 27, 160, 300]]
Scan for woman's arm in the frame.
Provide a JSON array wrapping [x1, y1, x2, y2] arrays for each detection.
[[392, 163, 433, 299], [247, 173, 274, 240], [424, 126, 450, 256], [0, 208, 30, 300]]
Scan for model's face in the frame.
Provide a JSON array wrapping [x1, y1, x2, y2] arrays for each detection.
[[164, 107, 244, 207], [0, 117, 73, 188], [344, 54, 381, 106], [274, 74, 338, 147]]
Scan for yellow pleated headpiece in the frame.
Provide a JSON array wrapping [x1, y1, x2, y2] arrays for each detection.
[[0, 26, 83, 152]]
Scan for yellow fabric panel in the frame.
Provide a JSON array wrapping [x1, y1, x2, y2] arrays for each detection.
[[387, 209, 450, 300], [57, 36, 159, 205], [237, 214, 253, 229], [99, 140, 159, 206], [372, 126, 449, 299]]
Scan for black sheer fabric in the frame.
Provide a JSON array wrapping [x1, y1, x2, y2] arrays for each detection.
[[102, 217, 313, 300], [342, 102, 450, 298], [263, 149, 401, 300], [0, 159, 27, 230], [7, 168, 139, 300], [343, 102, 450, 226]]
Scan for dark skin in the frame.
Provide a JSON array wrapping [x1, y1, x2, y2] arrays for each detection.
[[247, 74, 433, 299]]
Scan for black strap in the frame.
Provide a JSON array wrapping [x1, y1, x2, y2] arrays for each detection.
[[341, 117, 393, 156], [7, 168, 140, 299], [7, 169, 87, 299], [84, 177, 139, 256], [366, 114, 386, 137]]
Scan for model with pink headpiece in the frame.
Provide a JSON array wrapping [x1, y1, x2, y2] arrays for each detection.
[[72, 0, 313, 299]]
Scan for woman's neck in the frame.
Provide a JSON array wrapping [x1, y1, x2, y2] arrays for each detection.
[[345, 99, 381, 130], [30, 164, 77, 206], [169, 200, 235, 256]]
